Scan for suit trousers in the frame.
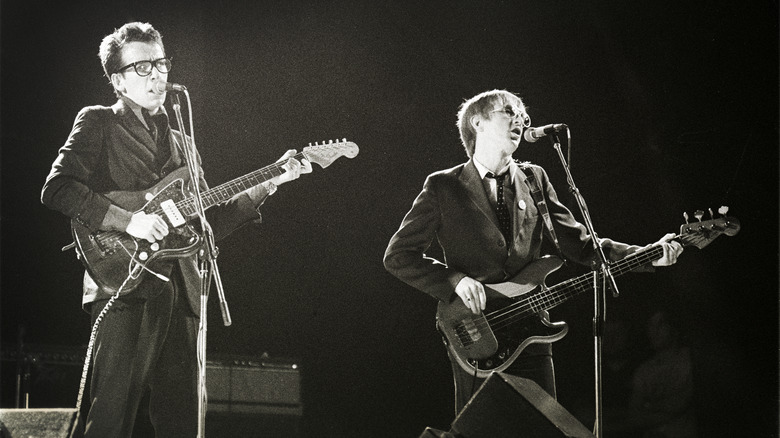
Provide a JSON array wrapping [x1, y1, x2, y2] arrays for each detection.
[[85, 267, 199, 437]]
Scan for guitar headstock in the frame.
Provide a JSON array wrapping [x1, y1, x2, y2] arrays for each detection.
[[302, 139, 359, 168], [679, 206, 740, 249]]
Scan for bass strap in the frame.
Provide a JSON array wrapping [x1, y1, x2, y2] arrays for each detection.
[[520, 165, 565, 262]]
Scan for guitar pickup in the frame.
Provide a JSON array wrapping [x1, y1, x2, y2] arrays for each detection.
[[160, 199, 186, 227], [457, 318, 482, 346]]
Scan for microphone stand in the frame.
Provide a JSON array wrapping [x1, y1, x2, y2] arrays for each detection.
[[549, 131, 619, 438], [170, 90, 232, 438]]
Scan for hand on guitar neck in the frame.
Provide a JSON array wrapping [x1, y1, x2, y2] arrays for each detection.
[[645, 233, 684, 266], [268, 149, 313, 186]]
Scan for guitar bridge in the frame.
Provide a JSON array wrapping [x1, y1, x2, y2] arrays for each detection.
[[88, 233, 114, 256]]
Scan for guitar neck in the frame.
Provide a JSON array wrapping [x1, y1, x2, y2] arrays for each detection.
[[177, 151, 308, 215], [532, 245, 665, 313], [528, 215, 739, 314]]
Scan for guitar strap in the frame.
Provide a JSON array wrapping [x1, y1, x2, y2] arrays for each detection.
[[520, 165, 565, 261]]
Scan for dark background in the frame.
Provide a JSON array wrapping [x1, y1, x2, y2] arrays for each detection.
[[1, 0, 777, 437]]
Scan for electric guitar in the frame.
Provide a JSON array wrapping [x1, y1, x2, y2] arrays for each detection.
[[70, 140, 359, 293], [436, 212, 740, 377]]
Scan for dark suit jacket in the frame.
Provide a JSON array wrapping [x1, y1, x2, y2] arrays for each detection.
[[41, 99, 263, 312], [384, 159, 641, 303]]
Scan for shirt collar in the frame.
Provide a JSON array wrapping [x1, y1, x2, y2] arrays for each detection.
[[117, 96, 168, 122], [473, 157, 513, 182]]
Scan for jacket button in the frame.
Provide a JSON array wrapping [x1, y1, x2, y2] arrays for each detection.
[[498, 240, 505, 247]]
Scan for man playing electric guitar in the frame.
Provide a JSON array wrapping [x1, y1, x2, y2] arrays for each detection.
[[40, 22, 312, 437], [383, 89, 683, 415]]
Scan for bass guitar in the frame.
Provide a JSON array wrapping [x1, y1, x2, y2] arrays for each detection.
[[436, 211, 740, 377], [71, 140, 359, 293]]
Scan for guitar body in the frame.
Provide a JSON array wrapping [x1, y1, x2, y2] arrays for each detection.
[[436, 256, 570, 378], [71, 167, 202, 293], [69, 140, 361, 294]]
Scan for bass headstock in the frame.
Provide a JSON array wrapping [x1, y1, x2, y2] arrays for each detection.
[[679, 206, 740, 249]]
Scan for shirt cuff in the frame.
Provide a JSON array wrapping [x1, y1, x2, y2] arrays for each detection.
[[100, 204, 133, 231], [245, 181, 276, 205]]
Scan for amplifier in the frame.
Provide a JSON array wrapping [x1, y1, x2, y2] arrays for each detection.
[[206, 356, 302, 417], [1, 345, 302, 418]]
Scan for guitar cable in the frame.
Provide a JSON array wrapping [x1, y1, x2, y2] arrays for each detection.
[[73, 246, 171, 416], [118, 240, 171, 283], [470, 362, 479, 397], [73, 272, 133, 417]]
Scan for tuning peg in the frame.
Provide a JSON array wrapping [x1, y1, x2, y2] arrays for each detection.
[[683, 212, 689, 224], [342, 138, 347, 142], [708, 208, 714, 219], [694, 210, 704, 222], [718, 206, 729, 216]]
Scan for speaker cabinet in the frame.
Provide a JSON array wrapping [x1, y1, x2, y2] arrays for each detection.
[[204, 357, 303, 438], [0, 408, 82, 438], [450, 373, 594, 438], [206, 357, 302, 416]]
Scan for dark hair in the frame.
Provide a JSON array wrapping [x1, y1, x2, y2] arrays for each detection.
[[99, 22, 164, 79], [456, 89, 525, 157]]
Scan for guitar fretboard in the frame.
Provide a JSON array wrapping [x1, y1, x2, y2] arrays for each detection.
[[175, 151, 308, 216], [527, 245, 665, 314]]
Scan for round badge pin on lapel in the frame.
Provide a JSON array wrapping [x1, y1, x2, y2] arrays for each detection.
[[518, 199, 526, 210]]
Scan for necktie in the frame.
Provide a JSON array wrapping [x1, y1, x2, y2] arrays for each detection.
[[487, 172, 512, 243], [143, 111, 170, 173], [142, 110, 158, 143]]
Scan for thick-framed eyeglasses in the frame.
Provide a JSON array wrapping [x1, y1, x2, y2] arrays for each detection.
[[116, 58, 172, 76], [491, 105, 531, 128]]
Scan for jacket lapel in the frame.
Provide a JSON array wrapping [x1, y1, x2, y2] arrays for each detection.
[[460, 159, 501, 231]]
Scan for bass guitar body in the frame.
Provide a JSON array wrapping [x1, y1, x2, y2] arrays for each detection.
[[436, 256, 569, 378]]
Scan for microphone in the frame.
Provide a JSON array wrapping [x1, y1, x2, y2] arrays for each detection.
[[523, 123, 567, 143], [154, 81, 187, 93]]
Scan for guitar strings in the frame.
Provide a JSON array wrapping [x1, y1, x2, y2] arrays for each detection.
[[486, 246, 665, 330], [91, 148, 324, 246], [460, 245, 668, 337], [174, 151, 308, 216]]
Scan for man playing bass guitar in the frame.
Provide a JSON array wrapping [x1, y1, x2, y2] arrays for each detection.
[[383, 89, 683, 414]]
